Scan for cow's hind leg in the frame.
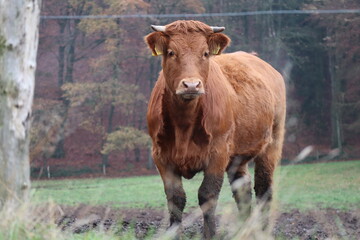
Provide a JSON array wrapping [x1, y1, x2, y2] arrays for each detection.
[[226, 155, 252, 217], [254, 154, 276, 203], [254, 122, 284, 230], [254, 120, 284, 203], [253, 148, 278, 231], [198, 172, 224, 239]]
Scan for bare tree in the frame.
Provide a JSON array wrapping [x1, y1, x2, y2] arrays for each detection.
[[0, 0, 41, 209]]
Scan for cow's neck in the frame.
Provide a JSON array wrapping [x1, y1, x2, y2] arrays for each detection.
[[164, 90, 204, 161], [167, 92, 202, 128]]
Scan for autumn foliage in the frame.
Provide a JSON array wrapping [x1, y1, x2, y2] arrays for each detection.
[[31, 0, 360, 178]]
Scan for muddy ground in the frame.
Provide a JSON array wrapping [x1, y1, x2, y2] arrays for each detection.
[[55, 204, 359, 239]]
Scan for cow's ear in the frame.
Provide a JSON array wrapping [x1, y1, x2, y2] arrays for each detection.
[[208, 33, 231, 55], [144, 32, 168, 56]]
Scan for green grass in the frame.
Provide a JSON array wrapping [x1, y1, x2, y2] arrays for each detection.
[[276, 161, 360, 210], [2, 161, 359, 240], [31, 160, 360, 211]]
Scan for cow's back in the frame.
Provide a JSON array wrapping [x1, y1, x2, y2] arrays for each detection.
[[214, 51, 286, 156], [214, 51, 285, 102]]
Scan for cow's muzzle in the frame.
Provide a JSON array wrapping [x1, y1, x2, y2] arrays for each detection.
[[176, 78, 205, 100]]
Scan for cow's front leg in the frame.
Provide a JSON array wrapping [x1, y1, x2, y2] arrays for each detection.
[[198, 170, 224, 239], [158, 166, 186, 229], [166, 173, 186, 228]]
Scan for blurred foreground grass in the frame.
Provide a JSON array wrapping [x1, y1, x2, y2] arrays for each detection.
[[32, 160, 360, 211], [2, 160, 359, 240]]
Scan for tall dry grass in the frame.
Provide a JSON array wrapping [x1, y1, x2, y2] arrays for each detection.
[[0, 201, 63, 240]]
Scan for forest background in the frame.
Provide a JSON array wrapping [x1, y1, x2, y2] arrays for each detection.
[[31, 0, 360, 179]]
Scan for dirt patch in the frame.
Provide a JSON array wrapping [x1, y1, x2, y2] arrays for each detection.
[[273, 208, 360, 239], [54, 204, 360, 239]]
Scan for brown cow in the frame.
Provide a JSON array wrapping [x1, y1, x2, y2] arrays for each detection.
[[145, 20, 286, 239]]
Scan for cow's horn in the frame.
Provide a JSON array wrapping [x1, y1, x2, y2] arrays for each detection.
[[210, 26, 225, 33], [151, 25, 166, 32]]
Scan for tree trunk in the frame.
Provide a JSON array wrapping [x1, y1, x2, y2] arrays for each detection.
[[329, 52, 343, 152], [53, 18, 80, 159], [101, 105, 115, 175], [65, 33, 77, 83], [57, 19, 67, 87], [328, 28, 343, 153], [0, 0, 41, 210]]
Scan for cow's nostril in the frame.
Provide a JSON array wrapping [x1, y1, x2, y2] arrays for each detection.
[[182, 81, 201, 90], [176, 79, 205, 97]]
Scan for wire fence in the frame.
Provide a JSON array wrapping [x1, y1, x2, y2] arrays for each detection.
[[40, 9, 360, 20]]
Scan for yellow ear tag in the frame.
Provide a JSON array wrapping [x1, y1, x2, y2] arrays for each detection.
[[212, 45, 221, 55], [153, 46, 163, 56]]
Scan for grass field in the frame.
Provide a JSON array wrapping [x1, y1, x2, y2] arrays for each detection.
[[2, 160, 359, 240], [32, 160, 360, 211]]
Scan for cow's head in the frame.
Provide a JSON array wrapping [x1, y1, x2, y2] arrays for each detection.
[[145, 20, 230, 101]]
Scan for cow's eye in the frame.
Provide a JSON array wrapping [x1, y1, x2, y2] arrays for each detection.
[[204, 51, 210, 58], [168, 50, 175, 57]]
